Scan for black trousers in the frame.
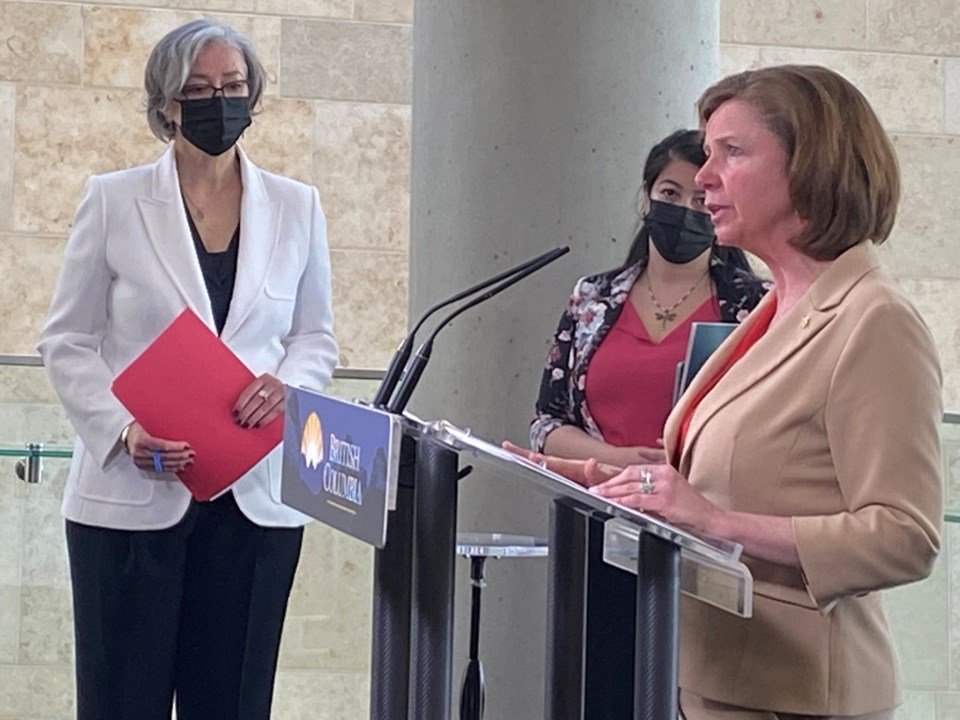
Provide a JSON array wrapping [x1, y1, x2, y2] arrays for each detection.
[[66, 492, 304, 720]]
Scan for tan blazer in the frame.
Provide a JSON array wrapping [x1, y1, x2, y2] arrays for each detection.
[[664, 242, 942, 716]]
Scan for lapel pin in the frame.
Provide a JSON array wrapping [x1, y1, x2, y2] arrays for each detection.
[[801, 315, 810, 329]]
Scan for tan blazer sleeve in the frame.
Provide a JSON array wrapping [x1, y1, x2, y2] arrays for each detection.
[[793, 298, 943, 610]]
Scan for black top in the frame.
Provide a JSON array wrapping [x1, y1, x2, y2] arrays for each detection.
[[184, 205, 239, 336]]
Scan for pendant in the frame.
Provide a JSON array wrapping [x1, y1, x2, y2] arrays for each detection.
[[655, 309, 676, 328]]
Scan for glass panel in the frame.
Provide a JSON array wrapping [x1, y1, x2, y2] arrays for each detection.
[[941, 412, 960, 524], [425, 420, 753, 617], [427, 419, 746, 564], [602, 517, 753, 618], [0, 363, 75, 718], [455, 532, 549, 558], [0, 362, 383, 719]]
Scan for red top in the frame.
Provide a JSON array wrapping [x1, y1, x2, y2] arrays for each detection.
[[585, 297, 721, 448], [674, 295, 778, 465]]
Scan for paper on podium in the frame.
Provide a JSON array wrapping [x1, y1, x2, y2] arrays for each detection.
[[111, 309, 282, 501]]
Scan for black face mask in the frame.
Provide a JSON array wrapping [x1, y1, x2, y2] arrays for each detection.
[[177, 96, 251, 157], [645, 200, 715, 265]]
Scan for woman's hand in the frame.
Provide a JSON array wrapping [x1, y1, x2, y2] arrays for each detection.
[[540, 425, 667, 467], [501, 440, 622, 488], [124, 422, 194, 474], [233, 373, 285, 428], [590, 463, 723, 535], [611, 444, 666, 466]]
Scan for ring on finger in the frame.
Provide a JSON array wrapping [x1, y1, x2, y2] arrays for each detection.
[[639, 468, 655, 494], [257, 388, 270, 400]]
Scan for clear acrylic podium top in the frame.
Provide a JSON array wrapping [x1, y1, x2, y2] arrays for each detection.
[[414, 418, 753, 618]]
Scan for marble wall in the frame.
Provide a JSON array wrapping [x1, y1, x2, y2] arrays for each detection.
[[0, 1, 410, 718], [0, 0, 411, 368], [2, 1, 960, 719]]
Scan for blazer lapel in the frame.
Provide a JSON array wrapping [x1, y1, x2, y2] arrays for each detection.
[[219, 149, 282, 343], [666, 242, 881, 473], [135, 146, 215, 329]]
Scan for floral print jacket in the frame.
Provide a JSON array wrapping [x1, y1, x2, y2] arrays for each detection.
[[529, 256, 770, 451]]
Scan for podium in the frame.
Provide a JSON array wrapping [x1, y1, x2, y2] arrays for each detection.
[[368, 416, 752, 720]]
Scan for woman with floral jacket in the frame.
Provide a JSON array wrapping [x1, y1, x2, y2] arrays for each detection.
[[531, 130, 768, 465]]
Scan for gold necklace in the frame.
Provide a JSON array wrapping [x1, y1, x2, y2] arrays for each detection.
[[645, 270, 708, 328], [180, 186, 205, 222]]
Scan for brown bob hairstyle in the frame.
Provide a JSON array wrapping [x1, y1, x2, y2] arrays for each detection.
[[697, 64, 899, 261]]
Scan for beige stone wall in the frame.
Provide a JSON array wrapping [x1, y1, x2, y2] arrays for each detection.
[[721, 3, 960, 718], [0, 2, 410, 717], [3, 1, 960, 718], [0, 0, 411, 368]]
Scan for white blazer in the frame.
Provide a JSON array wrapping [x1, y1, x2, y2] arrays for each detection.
[[38, 146, 338, 530]]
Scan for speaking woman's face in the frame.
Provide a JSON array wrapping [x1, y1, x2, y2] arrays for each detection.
[[696, 99, 802, 257]]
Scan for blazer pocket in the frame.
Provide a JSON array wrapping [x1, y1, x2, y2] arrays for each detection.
[[263, 242, 302, 301], [75, 450, 156, 506]]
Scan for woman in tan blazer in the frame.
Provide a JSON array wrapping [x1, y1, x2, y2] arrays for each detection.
[[587, 66, 943, 719]]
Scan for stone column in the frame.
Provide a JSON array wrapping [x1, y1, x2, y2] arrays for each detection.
[[408, 2, 718, 716]]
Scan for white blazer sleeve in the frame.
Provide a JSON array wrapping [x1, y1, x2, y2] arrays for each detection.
[[38, 176, 134, 468], [274, 187, 338, 390]]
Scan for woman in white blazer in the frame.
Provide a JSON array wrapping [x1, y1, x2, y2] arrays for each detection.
[[38, 19, 338, 720]]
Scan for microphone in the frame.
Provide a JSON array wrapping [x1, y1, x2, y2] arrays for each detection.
[[372, 246, 570, 408], [385, 246, 569, 413]]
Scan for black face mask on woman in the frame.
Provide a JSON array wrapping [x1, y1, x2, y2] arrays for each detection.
[[645, 199, 715, 265], [177, 96, 251, 157]]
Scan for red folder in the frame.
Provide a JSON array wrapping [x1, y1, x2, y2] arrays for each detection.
[[111, 309, 282, 501]]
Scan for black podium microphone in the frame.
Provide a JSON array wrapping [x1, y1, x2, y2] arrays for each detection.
[[385, 246, 569, 414], [371, 246, 569, 408]]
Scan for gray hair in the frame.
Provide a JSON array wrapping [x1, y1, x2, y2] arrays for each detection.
[[144, 19, 266, 142]]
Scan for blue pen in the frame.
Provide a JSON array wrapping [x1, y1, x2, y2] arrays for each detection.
[[152, 450, 163, 473]]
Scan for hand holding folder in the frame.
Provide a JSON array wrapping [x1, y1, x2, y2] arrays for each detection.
[[112, 309, 283, 501]]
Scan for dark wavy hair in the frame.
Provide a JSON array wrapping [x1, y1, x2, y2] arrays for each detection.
[[624, 129, 754, 272]]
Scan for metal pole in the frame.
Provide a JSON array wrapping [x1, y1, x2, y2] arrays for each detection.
[[370, 436, 417, 720], [409, 439, 459, 719], [459, 555, 487, 720], [633, 532, 681, 720], [583, 513, 636, 717], [543, 498, 588, 720]]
